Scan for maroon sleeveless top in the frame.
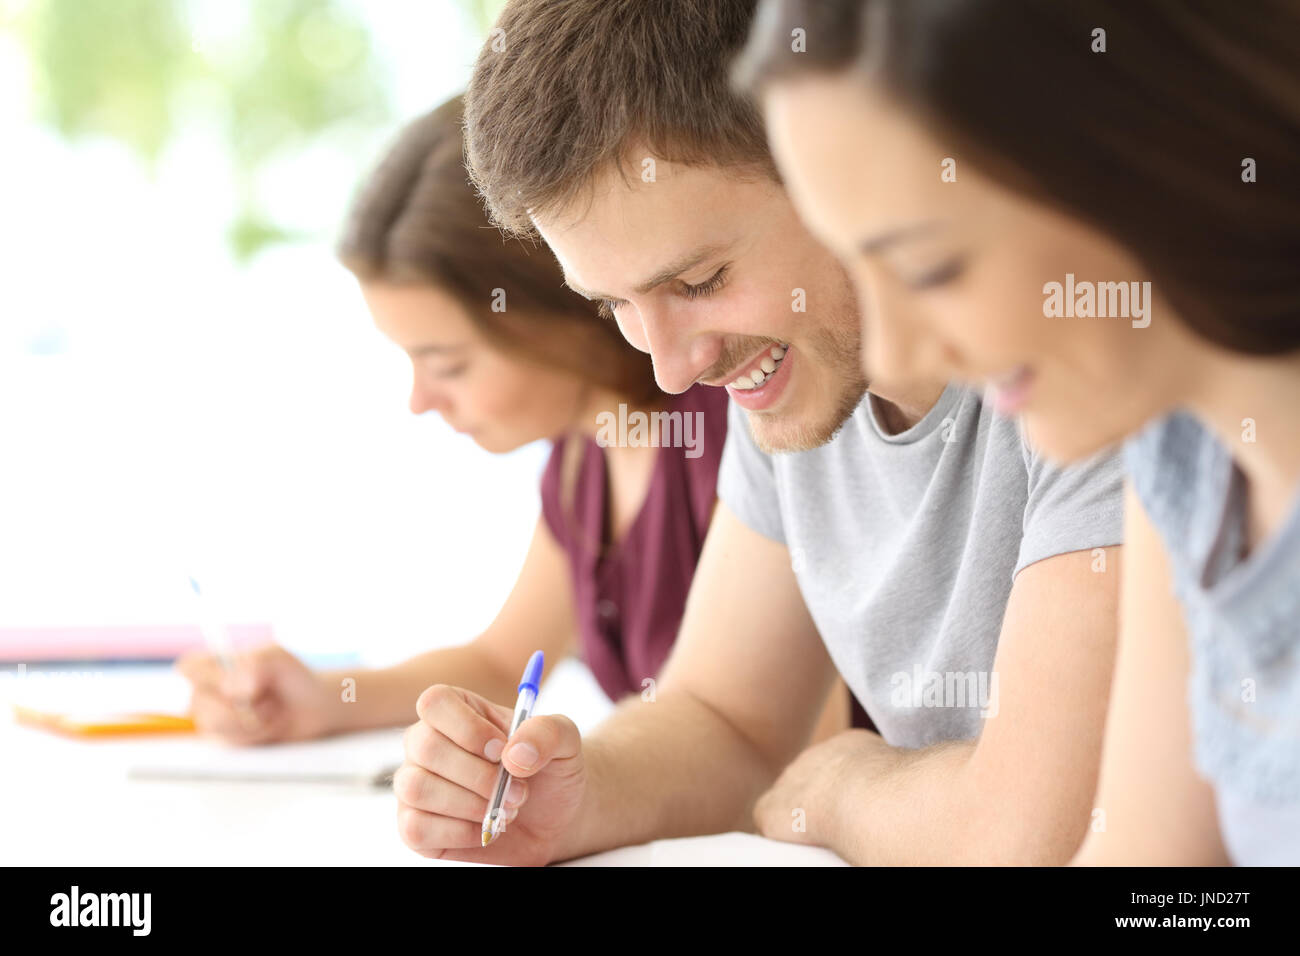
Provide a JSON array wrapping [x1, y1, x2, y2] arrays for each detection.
[[539, 385, 877, 731], [540, 386, 728, 701]]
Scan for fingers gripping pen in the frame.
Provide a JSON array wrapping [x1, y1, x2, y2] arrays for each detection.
[[482, 650, 544, 847]]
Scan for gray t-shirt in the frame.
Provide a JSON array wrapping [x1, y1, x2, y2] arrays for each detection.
[[718, 382, 1124, 750], [1126, 411, 1300, 866]]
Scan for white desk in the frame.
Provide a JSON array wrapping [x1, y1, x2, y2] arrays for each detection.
[[0, 667, 846, 867]]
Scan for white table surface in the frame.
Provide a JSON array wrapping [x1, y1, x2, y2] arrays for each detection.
[[0, 666, 846, 867]]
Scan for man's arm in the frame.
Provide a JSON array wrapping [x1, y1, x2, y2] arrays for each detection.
[[758, 543, 1121, 865], [556, 502, 837, 860]]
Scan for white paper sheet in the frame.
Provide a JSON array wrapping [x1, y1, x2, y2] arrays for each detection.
[[560, 831, 849, 866], [125, 727, 407, 785]]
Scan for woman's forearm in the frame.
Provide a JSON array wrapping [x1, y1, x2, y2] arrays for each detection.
[[319, 642, 522, 733]]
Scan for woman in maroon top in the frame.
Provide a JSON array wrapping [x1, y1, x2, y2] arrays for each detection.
[[179, 96, 852, 742], [541, 383, 727, 700]]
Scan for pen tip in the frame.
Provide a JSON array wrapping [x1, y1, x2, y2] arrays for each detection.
[[481, 831, 492, 847]]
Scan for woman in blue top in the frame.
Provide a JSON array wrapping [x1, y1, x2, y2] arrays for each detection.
[[738, 0, 1300, 863]]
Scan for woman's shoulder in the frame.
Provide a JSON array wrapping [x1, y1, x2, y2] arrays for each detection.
[[539, 432, 602, 544], [669, 384, 729, 458], [1123, 409, 1229, 543], [672, 383, 730, 447], [656, 385, 728, 523]]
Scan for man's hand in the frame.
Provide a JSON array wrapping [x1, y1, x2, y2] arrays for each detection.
[[756, 545, 1121, 866], [753, 728, 899, 851], [394, 683, 587, 866]]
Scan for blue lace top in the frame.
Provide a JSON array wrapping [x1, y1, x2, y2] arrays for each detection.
[[1125, 411, 1300, 865]]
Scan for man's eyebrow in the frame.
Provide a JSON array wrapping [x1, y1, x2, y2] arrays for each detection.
[[564, 240, 734, 301], [856, 220, 946, 255]]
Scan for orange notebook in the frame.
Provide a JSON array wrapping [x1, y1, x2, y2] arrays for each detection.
[[13, 704, 196, 737]]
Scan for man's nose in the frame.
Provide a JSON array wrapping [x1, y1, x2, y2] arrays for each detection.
[[634, 304, 716, 394]]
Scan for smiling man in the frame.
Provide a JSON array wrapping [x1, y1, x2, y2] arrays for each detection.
[[388, 0, 1126, 866], [525, 159, 884, 454]]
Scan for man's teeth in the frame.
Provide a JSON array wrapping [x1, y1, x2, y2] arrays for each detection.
[[732, 345, 788, 390]]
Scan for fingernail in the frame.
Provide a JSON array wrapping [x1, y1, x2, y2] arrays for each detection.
[[505, 779, 527, 807], [507, 742, 538, 770], [484, 738, 504, 762]]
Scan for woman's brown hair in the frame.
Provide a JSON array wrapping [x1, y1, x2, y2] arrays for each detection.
[[337, 94, 660, 404], [736, 0, 1300, 355]]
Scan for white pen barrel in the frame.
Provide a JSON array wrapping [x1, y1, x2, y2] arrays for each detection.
[[483, 684, 539, 842], [509, 686, 537, 734]]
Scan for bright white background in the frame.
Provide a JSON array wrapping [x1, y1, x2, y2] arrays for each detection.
[[0, 0, 610, 719], [0, 2, 834, 869]]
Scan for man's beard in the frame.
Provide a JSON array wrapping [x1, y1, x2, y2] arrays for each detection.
[[745, 286, 868, 455]]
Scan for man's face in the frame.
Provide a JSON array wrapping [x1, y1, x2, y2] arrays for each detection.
[[531, 156, 866, 453]]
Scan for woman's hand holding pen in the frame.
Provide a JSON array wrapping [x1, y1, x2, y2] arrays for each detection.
[[177, 644, 341, 745], [394, 683, 586, 866]]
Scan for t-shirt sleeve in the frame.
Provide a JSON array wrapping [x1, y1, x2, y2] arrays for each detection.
[[716, 398, 786, 543], [1015, 425, 1126, 576]]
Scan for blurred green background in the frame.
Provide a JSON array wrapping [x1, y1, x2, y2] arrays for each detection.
[[5, 0, 507, 260]]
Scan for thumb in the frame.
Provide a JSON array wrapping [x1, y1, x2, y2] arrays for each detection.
[[500, 713, 582, 779], [175, 651, 225, 691]]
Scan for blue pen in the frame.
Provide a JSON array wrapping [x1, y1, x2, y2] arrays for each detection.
[[482, 650, 545, 847]]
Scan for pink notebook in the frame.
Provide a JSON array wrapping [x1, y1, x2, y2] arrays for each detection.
[[0, 623, 273, 661]]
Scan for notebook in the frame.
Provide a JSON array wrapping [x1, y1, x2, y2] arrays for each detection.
[[14, 705, 195, 736], [126, 727, 406, 787], [0, 623, 273, 662]]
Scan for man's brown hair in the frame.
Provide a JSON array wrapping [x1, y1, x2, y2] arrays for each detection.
[[465, 0, 776, 237]]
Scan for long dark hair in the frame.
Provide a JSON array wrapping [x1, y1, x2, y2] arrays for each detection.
[[338, 95, 660, 404], [735, 0, 1300, 354]]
